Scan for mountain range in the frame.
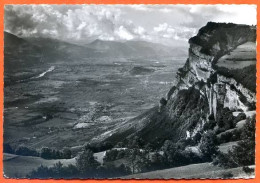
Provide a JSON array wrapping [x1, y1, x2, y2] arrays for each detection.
[[4, 31, 187, 61]]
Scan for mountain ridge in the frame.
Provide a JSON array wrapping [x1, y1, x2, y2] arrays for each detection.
[[85, 38, 186, 58], [5, 31, 187, 59]]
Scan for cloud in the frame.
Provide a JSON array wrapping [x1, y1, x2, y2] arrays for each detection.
[[215, 5, 256, 25], [4, 5, 124, 41], [115, 26, 134, 40], [180, 5, 256, 28], [153, 23, 197, 41], [4, 4, 256, 45], [129, 5, 152, 11]]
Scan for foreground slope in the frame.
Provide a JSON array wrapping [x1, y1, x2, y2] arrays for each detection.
[[123, 163, 254, 179]]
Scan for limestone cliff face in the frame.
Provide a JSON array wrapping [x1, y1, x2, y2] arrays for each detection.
[[166, 22, 256, 138], [106, 22, 256, 146]]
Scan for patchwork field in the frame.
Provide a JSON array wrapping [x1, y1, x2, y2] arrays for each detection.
[[4, 56, 186, 150]]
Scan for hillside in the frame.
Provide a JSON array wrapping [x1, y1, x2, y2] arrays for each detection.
[[4, 32, 42, 70], [25, 37, 95, 60], [4, 32, 44, 86]]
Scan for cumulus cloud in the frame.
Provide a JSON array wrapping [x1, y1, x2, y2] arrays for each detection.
[[153, 23, 197, 41], [4, 4, 256, 45], [115, 26, 134, 40], [5, 5, 125, 41]]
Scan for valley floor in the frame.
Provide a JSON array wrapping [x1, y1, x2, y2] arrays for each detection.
[[4, 57, 185, 150]]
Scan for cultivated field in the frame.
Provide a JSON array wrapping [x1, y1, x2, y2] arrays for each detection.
[[4, 56, 186, 150]]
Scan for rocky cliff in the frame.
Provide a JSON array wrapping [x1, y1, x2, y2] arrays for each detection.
[[166, 22, 256, 139], [105, 22, 256, 147]]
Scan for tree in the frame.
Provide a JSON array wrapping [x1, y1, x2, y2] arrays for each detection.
[[214, 115, 256, 168], [198, 130, 219, 161], [116, 150, 126, 159], [144, 142, 155, 151], [135, 150, 151, 173], [40, 147, 52, 159], [128, 136, 144, 149], [128, 148, 139, 174], [15, 146, 38, 156], [161, 140, 177, 165], [53, 149, 61, 159], [63, 148, 72, 159], [27, 163, 79, 178], [28, 165, 51, 178], [52, 162, 63, 177], [228, 115, 255, 166], [126, 148, 150, 174], [76, 149, 100, 177], [103, 149, 119, 162], [161, 139, 203, 168], [149, 152, 166, 170]]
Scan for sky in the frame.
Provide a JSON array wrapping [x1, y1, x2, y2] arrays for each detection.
[[4, 4, 257, 46]]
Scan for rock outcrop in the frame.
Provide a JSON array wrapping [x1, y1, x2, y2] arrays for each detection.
[[167, 22, 256, 138]]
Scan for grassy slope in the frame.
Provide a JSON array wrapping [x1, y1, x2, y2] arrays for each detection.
[[214, 41, 256, 93], [216, 42, 256, 70], [122, 162, 254, 179], [218, 141, 238, 154]]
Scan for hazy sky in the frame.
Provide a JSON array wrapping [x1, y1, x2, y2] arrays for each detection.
[[4, 4, 256, 46]]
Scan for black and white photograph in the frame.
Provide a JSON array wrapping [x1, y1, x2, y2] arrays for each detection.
[[3, 4, 257, 179]]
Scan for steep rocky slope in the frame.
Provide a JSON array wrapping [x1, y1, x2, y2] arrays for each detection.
[[103, 22, 256, 146]]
